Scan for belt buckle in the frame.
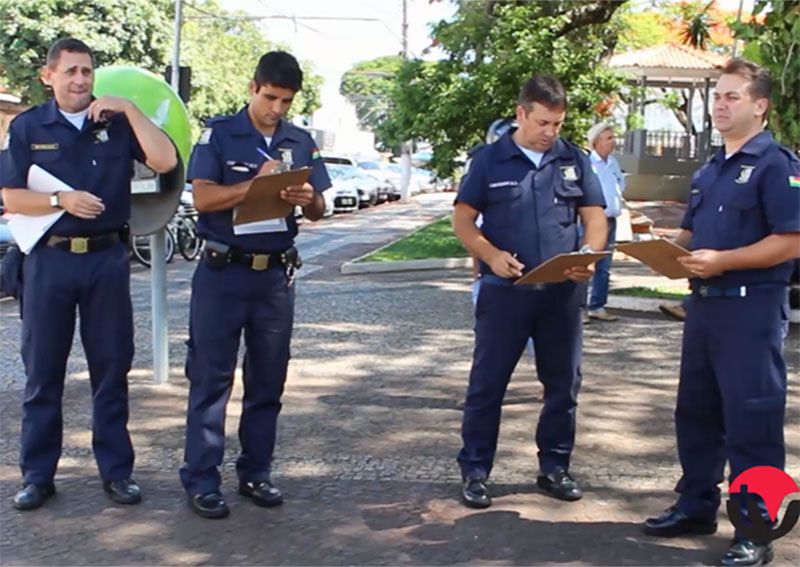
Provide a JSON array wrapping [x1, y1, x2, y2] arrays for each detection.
[[70, 237, 89, 254], [698, 285, 709, 298], [251, 254, 269, 271]]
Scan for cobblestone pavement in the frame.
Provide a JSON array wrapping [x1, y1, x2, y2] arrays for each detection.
[[1, 194, 798, 566]]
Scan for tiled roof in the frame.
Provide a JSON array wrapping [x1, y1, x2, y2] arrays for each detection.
[[610, 42, 729, 71]]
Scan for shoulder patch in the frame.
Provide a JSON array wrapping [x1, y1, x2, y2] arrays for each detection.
[[0, 131, 9, 151], [198, 128, 212, 145], [789, 175, 800, 189]]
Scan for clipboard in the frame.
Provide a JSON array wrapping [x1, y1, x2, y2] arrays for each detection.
[[514, 251, 612, 285], [615, 240, 693, 279], [233, 167, 311, 225]]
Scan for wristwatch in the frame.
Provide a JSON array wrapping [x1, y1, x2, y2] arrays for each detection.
[[50, 191, 62, 209], [579, 244, 595, 254]]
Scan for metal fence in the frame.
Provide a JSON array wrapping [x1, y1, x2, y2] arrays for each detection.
[[616, 130, 723, 160]]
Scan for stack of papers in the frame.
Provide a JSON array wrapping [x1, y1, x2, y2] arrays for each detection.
[[8, 165, 73, 254]]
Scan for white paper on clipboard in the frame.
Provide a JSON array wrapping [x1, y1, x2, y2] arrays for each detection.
[[7, 165, 74, 254], [232, 215, 288, 235]]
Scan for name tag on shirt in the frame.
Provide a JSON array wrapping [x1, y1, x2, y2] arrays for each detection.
[[488, 181, 517, 189], [31, 143, 59, 151]]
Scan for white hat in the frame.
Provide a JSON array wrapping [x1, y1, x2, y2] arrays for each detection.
[[587, 121, 613, 150]]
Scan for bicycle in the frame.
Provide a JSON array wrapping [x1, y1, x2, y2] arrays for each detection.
[[129, 228, 176, 268]]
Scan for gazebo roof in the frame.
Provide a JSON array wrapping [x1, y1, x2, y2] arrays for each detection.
[[609, 42, 729, 83]]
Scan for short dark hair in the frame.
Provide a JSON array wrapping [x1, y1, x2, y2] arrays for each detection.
[[253, 51, 303, 92], [721, 57, 772, 103], [46, 38, 94, 68], [518, 75, 567, 111]]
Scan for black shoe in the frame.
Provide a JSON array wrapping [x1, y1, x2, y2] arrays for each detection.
[[102, 478, 142, 505], [461, 477, 491, 509], [721, 538, 774, 566], [537, 468, 583, 502], [643, 506, 717, 537], [12, 483, 56, 511], [239, 480, 283, 508], [188, 491, 230, 519]]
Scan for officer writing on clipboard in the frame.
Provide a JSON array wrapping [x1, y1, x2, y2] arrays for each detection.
[[452, 75, 607, 509], [179, 51, 331, 519]]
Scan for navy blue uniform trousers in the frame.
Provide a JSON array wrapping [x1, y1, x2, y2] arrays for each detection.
[[458, 279, 583, 479], [180, 261, 294, 495], [20, 243, 134, 484], [675, 287, 787, 522]]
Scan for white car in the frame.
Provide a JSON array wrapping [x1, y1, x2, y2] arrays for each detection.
[[324, 181, 360, 214]]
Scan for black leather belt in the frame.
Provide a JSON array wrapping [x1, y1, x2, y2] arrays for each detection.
[[203, 241, 299, 272], [691, 282, 786, 298], [227, 250, 285, 271], [46, 231, 121, 254]]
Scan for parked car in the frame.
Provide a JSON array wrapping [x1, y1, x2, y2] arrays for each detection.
[[358, 161, 403, 201], [324, 173, 360, 213], [328, 163, 381, 207], [322, 155, 357, 166]]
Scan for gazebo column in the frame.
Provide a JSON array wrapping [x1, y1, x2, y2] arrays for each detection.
[[633, 75, 647, 158], [685, 83, 695, 159], [699, 77, 712, 161]]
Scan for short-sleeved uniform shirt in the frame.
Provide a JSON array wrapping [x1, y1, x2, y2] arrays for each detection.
[[0, 99, 146, 236], [187, 108, 331, 253], [680, 131, 800, 287], [456, 130, 606, 276]]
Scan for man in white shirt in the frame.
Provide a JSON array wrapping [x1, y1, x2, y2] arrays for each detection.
[[585, 122, 626, 322]]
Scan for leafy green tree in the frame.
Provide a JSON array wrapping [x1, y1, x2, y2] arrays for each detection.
[[181, 1, 322, 135], [614, 11, 671, 51], [0, 0, 171, 104], [382, 0, 628, 177], [340, 55, 403, 149], [733, 0, 800, 152]]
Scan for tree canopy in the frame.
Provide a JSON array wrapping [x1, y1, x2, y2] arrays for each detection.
[[733, 0, 800, 152], [0, 0, 171, 104], [339, 55, 403, 151], [378, 0, 628, 176]]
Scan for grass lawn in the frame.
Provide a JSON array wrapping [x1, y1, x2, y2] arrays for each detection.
[[359, 216, 468, 262], [610, 286, 689, 300]]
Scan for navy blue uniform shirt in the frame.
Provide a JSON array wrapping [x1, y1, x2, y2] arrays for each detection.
[[456, 130, 605, 277], [187, 107, 331, 253], [0, 99, 146, 236], [681, 131, 800, 287]]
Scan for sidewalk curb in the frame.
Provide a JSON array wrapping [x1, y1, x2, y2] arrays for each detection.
[[340, 213, 466, 275], [341, 256, 471, 275], [607, 295, 679, 313]]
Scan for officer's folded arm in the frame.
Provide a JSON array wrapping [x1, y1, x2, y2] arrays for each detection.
[[453, 201, 524, 278], [191, 179, 251, 213], [679, 232, 800, 278], [97, 97, 177, 174], [1, 186, 104, 219]]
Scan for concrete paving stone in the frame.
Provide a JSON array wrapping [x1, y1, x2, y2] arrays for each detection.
[[0, 194, 797, 565]]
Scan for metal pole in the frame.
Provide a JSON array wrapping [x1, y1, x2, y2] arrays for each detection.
[[732, 0, 745, 58], [400, 0, 412, 202], [150, 0, 182, 385]]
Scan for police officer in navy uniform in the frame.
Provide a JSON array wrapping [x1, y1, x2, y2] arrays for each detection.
[[643, 59, 800, 566], [179, 51, 331, 519], [0, 38, 177, 511], [453, 75, 607, 508]]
